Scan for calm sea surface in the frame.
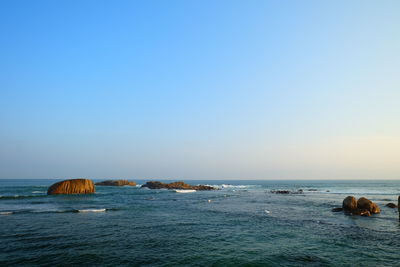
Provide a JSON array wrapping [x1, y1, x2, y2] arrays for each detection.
[[1, 179, 400, 266]]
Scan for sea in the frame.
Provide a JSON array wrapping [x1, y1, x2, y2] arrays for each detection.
[[1, 179, 399, 266]]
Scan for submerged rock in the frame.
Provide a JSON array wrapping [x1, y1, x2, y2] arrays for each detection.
[[386, 203, 397, 208], [95, 180, 136, 186], [141, 181, 215, 190], [342, 196, 357, 211], [331, 207, 343, 212], [47, 179, 95, 195]]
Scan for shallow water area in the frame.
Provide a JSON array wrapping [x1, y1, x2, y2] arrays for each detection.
[[1, 179, 400, 266]]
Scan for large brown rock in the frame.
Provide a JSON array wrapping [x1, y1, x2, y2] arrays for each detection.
[[47, 179, 95, 195], [357, 197, 380, 214], [141, 181, 215, 190], [343, 196, 357, 211], [95, 180, 136, 186]]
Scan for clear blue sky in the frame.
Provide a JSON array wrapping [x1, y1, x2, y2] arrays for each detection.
[[1, 0, 399, 179]]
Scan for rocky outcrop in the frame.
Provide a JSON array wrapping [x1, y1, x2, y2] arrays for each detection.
[[337, 196, 380, 216], [342, 196, 357, 211], [95, 180, 136, 186], [357, 197, 380, 214], [141, 181, 215, 190], [47, 179, 95, 195], [386, 203, 397, 208], [270, 189, 303, 194]]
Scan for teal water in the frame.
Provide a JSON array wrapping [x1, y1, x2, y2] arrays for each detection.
[[1, 179, 399, 266]]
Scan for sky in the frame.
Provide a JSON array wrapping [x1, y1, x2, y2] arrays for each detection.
[[0, 0, 399, 180]]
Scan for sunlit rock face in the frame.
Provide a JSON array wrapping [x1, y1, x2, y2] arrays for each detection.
[[339, 196, 380, 216], [47, 179, 95, 195], [357, 197, 380, 214]]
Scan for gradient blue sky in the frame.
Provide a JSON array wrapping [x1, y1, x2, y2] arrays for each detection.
[[1, 0, 399, 179]]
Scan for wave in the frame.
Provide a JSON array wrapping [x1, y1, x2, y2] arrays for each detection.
[[0, 195, 46, 200], [77, 208, 106, 213], [175, 189, 196, 193], [32, 191, 46, 194], [221, 184, 249, 189], [0, 208, 112, 215]]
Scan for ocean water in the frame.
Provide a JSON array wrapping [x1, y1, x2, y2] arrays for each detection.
[[1, 179, 400, 266]]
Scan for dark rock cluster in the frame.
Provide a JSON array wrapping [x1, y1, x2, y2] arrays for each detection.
[[141, 181, 215, 190], [95, 180, 137, 186]]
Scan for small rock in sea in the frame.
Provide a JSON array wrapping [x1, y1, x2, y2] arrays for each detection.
[[386, 203, 397, 208], [331, 207, 343, 212], [326, 190, 330, 192], [271, 190, 290, 194]]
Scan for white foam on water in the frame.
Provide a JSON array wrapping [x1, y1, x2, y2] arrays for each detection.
[[175, 190, 196, 193], [265, 210, 270, 214], [0, 212, 13, 215], [32, 191, 46, 194], [221, 184, 248, 189], [78, 209, 106, 213]]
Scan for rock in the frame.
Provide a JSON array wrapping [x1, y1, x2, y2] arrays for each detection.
[[360, 210, 371, 217], [357, 197, 372, 210], [336, 196, 380, 216], [371, 203, 381, 213], [351, 209, 371, 216], [95, 180, 136, 186], [386, 203, 397, 208], [357, 197, 380, 214], [271, 190, 291, 194], [141, 181, 215, 191], [270, 189, 303, 194], [47, 179, 95, 195], [332, 207, 343, 212], [343, 196, 357, 211]]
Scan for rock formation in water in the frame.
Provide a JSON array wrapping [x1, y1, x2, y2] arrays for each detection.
[[141, 181, 215, 190], [271, 189, 303, 194], [342, 196, 357, 211], [386, 203, 397, 208], [95, 180, 137, 186], [47, 179, 95, 195], [357, 197, 380, 214], [338, 196, 380, 216]]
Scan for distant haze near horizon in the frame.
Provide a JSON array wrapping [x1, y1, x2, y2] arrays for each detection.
[[1, 1, 399, 180]]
